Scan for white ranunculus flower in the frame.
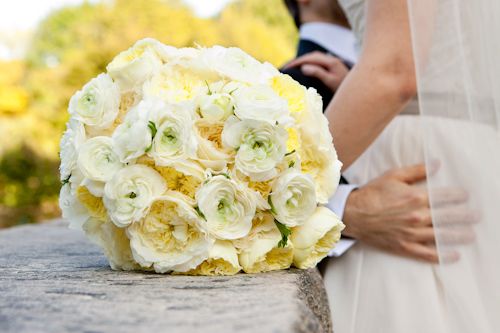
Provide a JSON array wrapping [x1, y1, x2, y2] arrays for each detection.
[[236, 212, 293, 274], [298, 127, 342, 204], [106, 38, 163, 90], [59, 117, 86, 181], [234, 85, 295, 127], [202, 45, 278, 85], [127, 192, 214, 273], [178, 240, 241, 276], [59, 181, 90, 230], [147, 101, 199, 162], [112, 101, 152, 164], [195, 175, 259, 240], [269, 168, 317, 228], [291, 207, 345, 269], [68, 73, 120, 133], [83, 218, 143, 271], [103, 164, 167, 228], [200, 92, 235, 121], [222, 116, 289, 181], [156, 44, 201, 63], [77, 136, 124, 197]]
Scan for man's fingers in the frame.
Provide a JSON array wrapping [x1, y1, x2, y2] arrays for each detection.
[[390, 163, 427, 184], [431, 188, 469, 206], [401, 242, 440, 263], [301, 64, 335, 87], [405, 227, 475, 245], [433, 208, 480, 226], [282, 51, 337, 70]]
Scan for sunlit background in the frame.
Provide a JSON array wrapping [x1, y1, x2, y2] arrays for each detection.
[[0, 0, 298, 228]]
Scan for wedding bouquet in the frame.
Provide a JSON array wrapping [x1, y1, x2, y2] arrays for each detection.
[[58, 38, 345, 275]]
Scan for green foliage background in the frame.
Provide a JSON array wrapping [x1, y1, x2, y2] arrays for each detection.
[[0, 0, 298, 228]]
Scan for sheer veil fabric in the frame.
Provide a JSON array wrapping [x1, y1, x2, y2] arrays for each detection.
[[323, 0, 500, 332], [408, 0, 500, 331]]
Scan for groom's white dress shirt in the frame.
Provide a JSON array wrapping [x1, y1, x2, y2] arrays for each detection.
[[299, 22, 358, 257]]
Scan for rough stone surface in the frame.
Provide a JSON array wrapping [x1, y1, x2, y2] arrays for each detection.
[[0, 219, 332, 333]]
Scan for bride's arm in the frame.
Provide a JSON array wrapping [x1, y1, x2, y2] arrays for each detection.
[[329, 0, 416, 170], [285, 0, 417, 170]]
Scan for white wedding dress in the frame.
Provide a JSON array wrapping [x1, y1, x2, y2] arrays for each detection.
[[325, 1, 500, 332]]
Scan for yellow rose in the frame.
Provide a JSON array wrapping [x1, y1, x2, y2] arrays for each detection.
[[284, 126, 301, 153], [270, 74, 307, 119], [291, 207, 345, 269]]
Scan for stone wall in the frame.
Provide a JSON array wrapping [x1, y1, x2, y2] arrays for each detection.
[[0, 219, 332, 332]]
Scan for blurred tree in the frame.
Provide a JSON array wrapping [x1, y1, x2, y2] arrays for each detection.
[[0, 0, 298, 227]]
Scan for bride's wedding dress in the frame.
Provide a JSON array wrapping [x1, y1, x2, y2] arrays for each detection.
[[325, 0, 500, 331]]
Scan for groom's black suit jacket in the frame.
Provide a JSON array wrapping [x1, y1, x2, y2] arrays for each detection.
[[280, 40, 352, 185], [280, 39, 353, 112]]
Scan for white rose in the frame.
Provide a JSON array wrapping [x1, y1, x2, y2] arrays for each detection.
[[299, 128, 342, 204], [112, 101, 152, 164], [147, 101, 199, 162], [77, 136, 124, 197], [181, 240, 241, 276], [127, 192, 214, 273], [236, 212, 293, 274], [234, 85, 295, 127], [68, 73, 120, 133], [156, 44, 201, 63], [291, 207, 345, 269], [195, 175, 258, 240], [202, 45, 278, 85], [269, 168, 317, 228], [83, 218, 142, 271], [59, 117, 86, 181], [222, 116, 288, 181], [106, 38, 163, 90], [103, 164, 167, 228]]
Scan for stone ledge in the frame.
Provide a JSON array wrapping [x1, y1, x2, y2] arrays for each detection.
[[0, 220, 332, 333]]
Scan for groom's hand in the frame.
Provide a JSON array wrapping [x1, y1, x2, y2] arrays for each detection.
[[342, 164, 478, 263]]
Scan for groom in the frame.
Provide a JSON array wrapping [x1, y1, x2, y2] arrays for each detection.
[[281, 0, 465, 263]]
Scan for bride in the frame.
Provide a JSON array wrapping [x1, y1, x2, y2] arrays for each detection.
[[285, 0, 500, 332]]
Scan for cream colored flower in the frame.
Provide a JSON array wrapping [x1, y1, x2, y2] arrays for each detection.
[[147, 101, 199, 162], [154, 164, 202, 200], [222, 116, 289, 182], [59, 118, 86, 181], [298, 128, 342, 204], [269, 168, 316, 228], [103, 164, 167, 228], [68, 73, 121, 133], [195, 175, 259, 240], [235, 212, 293, 273], [178, 240, 241, 276], [59, 180, 90, 230], [270, 74, 307, 119], [127, 193, 214, 273], [202, 45, 279, 85], [77, 186, 109, 221], [291, 207, 345, 269], [143, 62, 209, 103], [107, 38, 163, 90], [193, 119, 235, 172], [83, 218, 142, 271], [234, 84, 294, 127], [77, 136, 124, 197]]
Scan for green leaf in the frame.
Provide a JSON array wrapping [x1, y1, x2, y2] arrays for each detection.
[[205, 80, 212, 95], [221, 173, 230, 179], [145, 143, 153, 153], [285, 149, 296, 156], [148, 121, 157, 138], [195, 207, 207, 221], [255, 210, 259, 215], [235, 147, 240, 152], [274, 219, 291, 248], [289, 160, 295, 168], [61, 174, 71, 186], [268, 196, 278, 215], [228, 88, 238, 95]]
